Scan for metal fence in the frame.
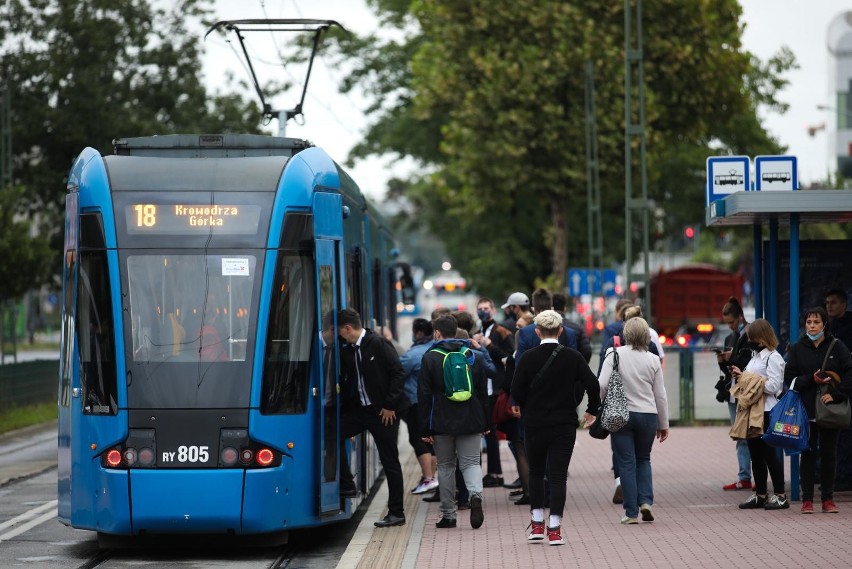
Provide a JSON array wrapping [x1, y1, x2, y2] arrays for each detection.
[[0, 360, 58, 408], [589, 348, 729, 424]]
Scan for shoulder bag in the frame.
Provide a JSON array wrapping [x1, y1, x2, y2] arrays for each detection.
[[815, 339, 852, 429], [589, 404, 610, 440], [600, 349, 630, 432]]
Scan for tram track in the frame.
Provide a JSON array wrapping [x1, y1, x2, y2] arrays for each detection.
[[69, 545, 298, 569]]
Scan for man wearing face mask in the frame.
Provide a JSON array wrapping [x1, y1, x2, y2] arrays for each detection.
[[473, 298, 515, 488], [501, 292, 530, 334]]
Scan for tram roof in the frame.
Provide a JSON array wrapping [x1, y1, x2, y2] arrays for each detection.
[[705, 189, 852, 227]]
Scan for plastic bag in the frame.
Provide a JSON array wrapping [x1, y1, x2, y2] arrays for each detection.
[[762, 389, 809, 453]]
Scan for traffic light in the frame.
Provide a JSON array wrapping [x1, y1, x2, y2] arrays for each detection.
[[684, 226, 695, 239]]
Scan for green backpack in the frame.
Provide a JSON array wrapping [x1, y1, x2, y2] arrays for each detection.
[[431, 346, 473, 402]]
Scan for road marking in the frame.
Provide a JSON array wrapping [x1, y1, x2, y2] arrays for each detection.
[[0, 500, 58, 541]]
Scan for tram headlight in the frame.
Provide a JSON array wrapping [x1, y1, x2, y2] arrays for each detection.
[[240, 448, 254, 464], [138, 447, 155, 466], [220, 446, 239, 467], [123, 448, 138, 466]]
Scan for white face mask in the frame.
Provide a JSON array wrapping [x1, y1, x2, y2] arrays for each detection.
[[806, 328, 824, 342]]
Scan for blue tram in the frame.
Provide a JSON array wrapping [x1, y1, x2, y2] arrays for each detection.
[[57, 134, 412, 541]]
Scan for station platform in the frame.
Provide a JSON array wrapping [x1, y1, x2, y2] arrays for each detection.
[[339, 425, 852, 569]]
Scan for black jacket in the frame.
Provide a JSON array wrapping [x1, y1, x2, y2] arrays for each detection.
[[829, 312, 852, 351], [339, 329, 408, 413], [511, 342, 600, 429], [715, 325, 753, 396], [784, 332, 852, 420], [418, 340, 489, 436], [481, 319, 514, 391]]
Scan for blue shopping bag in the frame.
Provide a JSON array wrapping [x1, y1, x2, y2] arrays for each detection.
[[762, 389, 809, 453]]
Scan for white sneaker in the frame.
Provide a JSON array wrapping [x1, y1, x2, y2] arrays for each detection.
[[412, 477, 439, 494]]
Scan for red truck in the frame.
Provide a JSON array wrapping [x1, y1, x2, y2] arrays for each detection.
[[650, 264, 744, 344]]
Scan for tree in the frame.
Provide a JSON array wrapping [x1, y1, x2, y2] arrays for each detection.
[[0, 186, 52, 306], [322, 0, 796, 299], [0, 0, 265, 299]]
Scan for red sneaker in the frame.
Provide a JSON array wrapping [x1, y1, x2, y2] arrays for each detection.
[[801, 500, 814, 514], [722, 480, 752, 491], [822, 500, 839, 513], [547, 525, 564, 546], [527, 521, 545, 542]]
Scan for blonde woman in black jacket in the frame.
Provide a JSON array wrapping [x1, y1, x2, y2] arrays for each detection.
[[784, 306, 852, 514]]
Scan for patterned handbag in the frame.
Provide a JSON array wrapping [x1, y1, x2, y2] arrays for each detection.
[[600, 350, 630, 432]]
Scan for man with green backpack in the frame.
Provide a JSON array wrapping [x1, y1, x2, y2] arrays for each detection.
[[419, 315, 490, 530]]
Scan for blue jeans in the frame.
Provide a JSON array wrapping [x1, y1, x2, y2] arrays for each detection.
[[728, 402, 752, 481], [611, 412, 658, 519]]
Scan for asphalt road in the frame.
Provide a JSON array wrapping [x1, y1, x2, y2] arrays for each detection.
[[0, 422, 365, 569]]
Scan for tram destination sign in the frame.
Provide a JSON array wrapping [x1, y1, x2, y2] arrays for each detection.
[[125, 203, 262, 235]]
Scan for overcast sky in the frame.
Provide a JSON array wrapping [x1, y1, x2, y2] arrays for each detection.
[[204, 1, 847, 197]]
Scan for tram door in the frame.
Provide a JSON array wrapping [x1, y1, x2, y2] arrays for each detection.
[[316, 238, 341, 512]]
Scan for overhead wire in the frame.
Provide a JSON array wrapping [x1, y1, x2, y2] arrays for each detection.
[[246, 0, 363, 135]]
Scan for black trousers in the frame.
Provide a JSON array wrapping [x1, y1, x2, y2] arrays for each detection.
[[800, 423, 840, 501], [746, 412, 785, 495], [340, 405, 404, 517], [400, 403, 432, 458], [524, 424, 576, 518]]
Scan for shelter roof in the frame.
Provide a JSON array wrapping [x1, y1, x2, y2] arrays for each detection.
[[705, 190, 852, 226]]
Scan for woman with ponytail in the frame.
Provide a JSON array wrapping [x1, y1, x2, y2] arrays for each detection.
[[717, 297, 753, 491]]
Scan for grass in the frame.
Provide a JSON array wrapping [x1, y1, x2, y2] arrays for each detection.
[[2, 342, 59, 352], [0, 402, 57, 435]]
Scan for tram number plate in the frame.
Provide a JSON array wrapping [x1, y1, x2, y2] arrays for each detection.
[[162, 445, 210, 464]]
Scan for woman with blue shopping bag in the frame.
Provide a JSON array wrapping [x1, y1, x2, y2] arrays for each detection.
[[729, 319, 788, 511], [784, 306, 852, 514]]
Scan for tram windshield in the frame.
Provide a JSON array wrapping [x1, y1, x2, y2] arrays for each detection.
[[123, 252, 261, 408]]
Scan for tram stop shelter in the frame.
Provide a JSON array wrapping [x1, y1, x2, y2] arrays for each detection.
[[706, 188, 852, 500]]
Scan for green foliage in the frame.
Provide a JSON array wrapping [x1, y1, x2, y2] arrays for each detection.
[[0, 186, 53, 303], [297, 1, 799, 299], [0, 0, 265, 294], [0, 402, 56, 435]]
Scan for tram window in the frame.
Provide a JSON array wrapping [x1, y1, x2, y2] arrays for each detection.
[[126, 254, 256, 364], [124, 253, 259, 409], [371, 258, 383, 329], [261, 251, 316, 414], [346, 246, 363, 315], [77, 248, 118, 414], [75, 212, 117, 414]]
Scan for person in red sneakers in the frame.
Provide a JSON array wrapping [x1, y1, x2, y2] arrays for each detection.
[[784, 306, 852, 514], [512, 311, 600, 545]]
